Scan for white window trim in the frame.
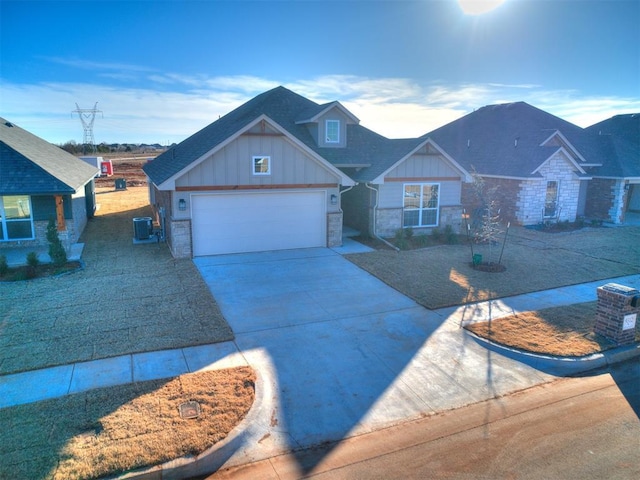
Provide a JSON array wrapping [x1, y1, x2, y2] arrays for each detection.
[[0, 195, 35, 241], [544, 180, 559, 218], [403, 183, 440, 228], [325, 119, 340, 144], [252, 155, 271, 176]]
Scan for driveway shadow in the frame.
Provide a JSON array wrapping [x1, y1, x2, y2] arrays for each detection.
[[194, 248, 552, 474]]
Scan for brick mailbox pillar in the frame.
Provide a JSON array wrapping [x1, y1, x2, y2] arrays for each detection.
[[594, 283, 639, 346]]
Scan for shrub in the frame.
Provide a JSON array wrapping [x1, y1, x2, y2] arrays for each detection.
[[394, 228, 408, 250], [404, 227, 414, 239], [444, 225, 459, 244], [414, 234, 430, 247], [26, 252, 39, 267], [0, 254, 7, 277], [26, 252, 39, 279], [47, 218, 67, 266]]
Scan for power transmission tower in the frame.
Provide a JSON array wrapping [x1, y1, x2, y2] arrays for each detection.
[[72, 102, 103, 154]]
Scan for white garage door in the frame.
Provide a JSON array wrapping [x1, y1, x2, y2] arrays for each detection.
[[191, 191, 327, 256]]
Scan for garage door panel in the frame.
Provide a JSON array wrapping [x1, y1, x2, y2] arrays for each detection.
[[192, 191, 326, 256]]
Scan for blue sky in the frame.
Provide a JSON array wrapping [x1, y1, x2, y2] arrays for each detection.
[[1, 0, 639, 145]]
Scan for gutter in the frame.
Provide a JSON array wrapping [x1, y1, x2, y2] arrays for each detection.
[[364, 183, 400, 252]]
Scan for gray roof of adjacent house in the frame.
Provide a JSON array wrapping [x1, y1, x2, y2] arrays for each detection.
[[143, 86, 425, 185], [586, 113, 640, 178], [0, 118, 99, 195], [423, 102, 605, 179]]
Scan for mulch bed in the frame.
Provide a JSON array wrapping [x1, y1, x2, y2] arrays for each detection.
[[0, 261, 82, 282]]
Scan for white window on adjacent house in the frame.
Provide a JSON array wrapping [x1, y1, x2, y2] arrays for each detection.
[[0, 195, 34, 241], [403, 183, 440, 227], [253, 156, 271, 175], [544, 180, 558, 218], [326, 120, 340, 144]]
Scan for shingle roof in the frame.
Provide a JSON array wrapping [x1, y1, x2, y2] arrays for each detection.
[[143, 86, 424, 185], [423, 102, 604, 178], [144, 87, 321, 185], [0, 118, 99, 195], [586, 114, 640, 178]]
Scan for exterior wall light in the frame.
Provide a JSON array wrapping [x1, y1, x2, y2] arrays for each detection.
[[178, 198, 187, 211], [330, 194, 338, 205]]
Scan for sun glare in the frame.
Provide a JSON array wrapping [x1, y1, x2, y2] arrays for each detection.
[[458, 0, 506, 15]]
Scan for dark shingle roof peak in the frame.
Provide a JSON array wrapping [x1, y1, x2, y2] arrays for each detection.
[[423, 101, 602, 178], [586, 113, 640, 178], [144, 86, 392, 185], [0, 117, 99, 195]]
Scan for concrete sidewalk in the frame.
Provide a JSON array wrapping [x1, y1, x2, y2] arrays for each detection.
[[1, 269, 638, 410]]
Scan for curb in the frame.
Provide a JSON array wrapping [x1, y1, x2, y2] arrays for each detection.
[[113, 367, 274, 480], [465, 330, 640, 376]]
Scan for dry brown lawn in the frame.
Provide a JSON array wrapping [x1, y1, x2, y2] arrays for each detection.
[[0, 368, 255, 480], [0, 187, 233, 376], [347, 225, 640, 310], [349, 226, 639, 357], [464, 302, 626, 356]]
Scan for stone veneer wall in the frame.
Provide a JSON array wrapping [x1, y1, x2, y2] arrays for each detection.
[[375, 208, 402, 238], [608, 180, 627, 224], [327, 212, 343, 247], [169, 218, 192, 258], [519, 154, 581, 224], [440, 206, 464, 233], [374, 206, 464, 237]]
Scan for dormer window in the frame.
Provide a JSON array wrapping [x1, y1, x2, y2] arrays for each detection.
[[326, 120, 340, 143]]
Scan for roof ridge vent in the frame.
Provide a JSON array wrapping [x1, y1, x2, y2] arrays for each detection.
[[5, 121, 14, 127]]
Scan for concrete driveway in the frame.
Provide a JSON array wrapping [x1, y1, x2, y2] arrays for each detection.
[[193, 247, 553, 472]]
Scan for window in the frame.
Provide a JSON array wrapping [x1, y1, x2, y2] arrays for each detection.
[[0, 195, 34, 241], [325, 120, 340, 143], [403, 184, 439, 227], [544, 181, 558, 217], [253, 156, 271, 175]]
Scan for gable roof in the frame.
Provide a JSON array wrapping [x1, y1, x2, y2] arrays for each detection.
[[143, 86, 444, 186], [144, 87, 327, 186], [295, 100, 360, 125], [586, 114, 640, 179], [423, 102, 604, 179], [0, 118, 99, 195]]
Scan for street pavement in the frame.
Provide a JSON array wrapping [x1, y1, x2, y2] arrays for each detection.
[[1, 242, 638, 480], [203, 357, 640, 480]]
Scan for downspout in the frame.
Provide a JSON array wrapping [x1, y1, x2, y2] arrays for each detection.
[[365, 183, 400, 252]]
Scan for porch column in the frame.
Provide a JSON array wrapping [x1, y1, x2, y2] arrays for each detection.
[[55, 195, 66, 231]]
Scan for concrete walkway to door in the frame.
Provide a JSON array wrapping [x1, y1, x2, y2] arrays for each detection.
[[193, 247, 566, 472]]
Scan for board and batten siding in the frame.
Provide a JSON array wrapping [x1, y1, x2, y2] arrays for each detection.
[[385, 153, 461, 180], [379, 152, 463, 208], [175, 134, 339, 188]]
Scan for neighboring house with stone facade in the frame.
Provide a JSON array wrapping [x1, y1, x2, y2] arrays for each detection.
[[586, 113, 640, 224], [0, 118, 98, 251], [143, 86, 472, 258], [425, 102, 611, 226]]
